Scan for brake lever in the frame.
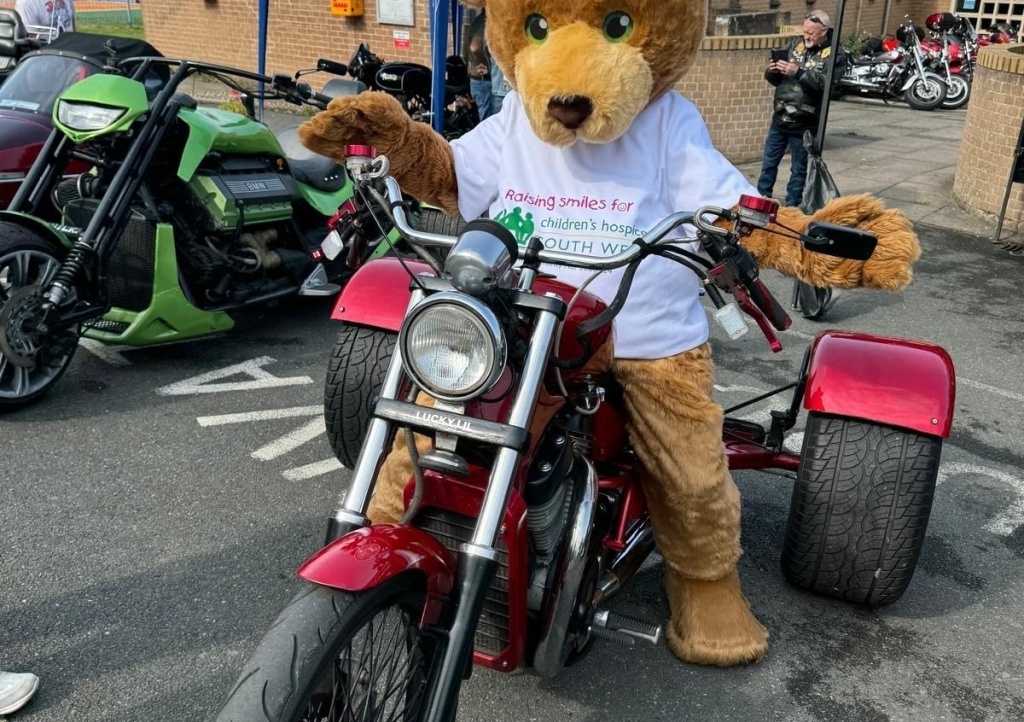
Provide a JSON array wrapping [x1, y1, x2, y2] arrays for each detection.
[[707, 262, 785, 353]]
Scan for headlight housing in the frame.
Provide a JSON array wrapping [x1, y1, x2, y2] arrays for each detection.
[[399, 292, 506, 402], [56, 101, 126, 132]]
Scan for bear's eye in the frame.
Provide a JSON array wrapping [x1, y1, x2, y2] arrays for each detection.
[[602, 11, 634, 42], [525, 14, 549, 43]]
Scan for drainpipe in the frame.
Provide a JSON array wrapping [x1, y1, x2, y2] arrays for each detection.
[[881, 0, 893, 35]]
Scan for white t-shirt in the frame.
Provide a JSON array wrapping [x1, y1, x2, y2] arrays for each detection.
[[15, 0, 75, 36], [451, 90, 757, 360]]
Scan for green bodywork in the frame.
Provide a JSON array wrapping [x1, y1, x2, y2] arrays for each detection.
[[52, 75, 149, 144], [83, 223, 234, 345], [176, 107, 285, 181]]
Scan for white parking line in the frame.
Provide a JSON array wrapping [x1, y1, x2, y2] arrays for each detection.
[[197, 405, 322, 426], [283, 458, 344, 481], [251, 417, 326, 461], [78, 338, 132, 366], [959, 377, 1024, 405], [157, 356, 312, 396], [938, 461, 1024, 536]]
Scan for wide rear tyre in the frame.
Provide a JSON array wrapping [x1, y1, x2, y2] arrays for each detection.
[[0, 225, 77, 410], [903, 72, 947, 111], [324, 325, 397, 468], [216, 575, 434, 722], [782, 412, 942, 606], [940, 74, 970, 109]]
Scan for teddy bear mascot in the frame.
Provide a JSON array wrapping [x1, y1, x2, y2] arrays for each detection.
[[298, 0, 919, 666]]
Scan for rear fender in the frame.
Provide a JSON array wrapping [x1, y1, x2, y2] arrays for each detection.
[[803, 330, 955, 437], [330, 256, 435, 330], [298, 524, 455, 621]]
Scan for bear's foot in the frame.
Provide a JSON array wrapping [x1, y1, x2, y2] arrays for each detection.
[[664, 569, 768, 666]]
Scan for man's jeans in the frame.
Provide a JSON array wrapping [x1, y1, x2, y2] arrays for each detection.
[[757, 125, 809, 207], [470, 78, 492, 120]]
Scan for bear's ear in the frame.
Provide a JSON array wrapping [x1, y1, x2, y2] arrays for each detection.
[[461, 0, 486, 7]]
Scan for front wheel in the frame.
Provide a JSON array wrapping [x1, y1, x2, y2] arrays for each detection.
[[940, 73, 971, 109], [903, 72, 948, 110], [324, 325, 397, 468], [0, 225, 79, 410], [781, 412, 942, 606], [216, 575, 435, 722]]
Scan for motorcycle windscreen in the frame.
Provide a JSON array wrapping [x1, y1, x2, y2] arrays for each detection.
[[0, 55, 96, 115]]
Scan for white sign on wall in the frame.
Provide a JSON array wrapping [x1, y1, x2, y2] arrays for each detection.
[[377, 0, 414, 26]]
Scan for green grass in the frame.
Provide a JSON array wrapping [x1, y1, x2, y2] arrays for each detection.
[[76, 10, 146, 40]]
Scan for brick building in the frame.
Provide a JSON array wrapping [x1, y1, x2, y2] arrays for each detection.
[[139, 0, 958, 162]]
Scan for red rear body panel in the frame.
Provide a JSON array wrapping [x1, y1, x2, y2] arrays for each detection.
[[803, 331, 955, 437]]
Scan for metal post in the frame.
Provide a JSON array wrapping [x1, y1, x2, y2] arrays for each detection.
[[814, 0, 846, 153], [257, 0, 269, 122], [429, 0, 449, 134], [125, 0, 134, 28]]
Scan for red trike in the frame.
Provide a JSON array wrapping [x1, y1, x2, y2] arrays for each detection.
[[216, 156, 955, 722]]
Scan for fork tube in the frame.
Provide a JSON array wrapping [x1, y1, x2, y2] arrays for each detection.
[[471, 303, 560, 549], [326, 289, 424, 538]]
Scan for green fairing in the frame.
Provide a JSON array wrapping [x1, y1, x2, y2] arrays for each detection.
[[52, 75, 149, 144], [82, 223, 234, 345], [296, 176, 355, 216], [177, 108, 285, 181]]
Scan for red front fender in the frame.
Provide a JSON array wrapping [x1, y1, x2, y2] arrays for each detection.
[[803, 331, 956, 438], [298, 525, 455, 618], [330, 257, 436, 330]]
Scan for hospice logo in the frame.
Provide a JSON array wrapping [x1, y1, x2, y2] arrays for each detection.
[[496, 187, 644, 253]]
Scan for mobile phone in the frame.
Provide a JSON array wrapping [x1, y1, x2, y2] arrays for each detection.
[[770, 48, 788, 63]]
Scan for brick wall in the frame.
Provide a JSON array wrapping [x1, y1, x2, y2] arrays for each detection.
[[952, 46, 1024, 233]]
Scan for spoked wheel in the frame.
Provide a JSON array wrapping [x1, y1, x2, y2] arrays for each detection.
[[216, 575, 435, 722], [940, 74, 970, 109], [325, 325, 398, 468], [782, 412, 942, 606], [903, 72, 947, 110], [0, 227, 78, 410]]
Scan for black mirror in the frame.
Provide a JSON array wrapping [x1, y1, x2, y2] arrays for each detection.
[[317, 59, 348, 76], [802, 222, 877, 261]]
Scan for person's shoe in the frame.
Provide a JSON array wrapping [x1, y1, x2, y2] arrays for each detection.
[[0, 671, 39, 715]]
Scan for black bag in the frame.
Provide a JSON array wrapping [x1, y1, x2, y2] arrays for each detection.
[[792, 131, 841, 320]]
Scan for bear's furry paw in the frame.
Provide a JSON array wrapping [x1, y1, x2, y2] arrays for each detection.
[[298, 92, 415, 161], [664, 569, 769, 666]]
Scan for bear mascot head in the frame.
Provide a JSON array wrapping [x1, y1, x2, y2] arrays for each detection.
[[300, 0, 920, 668]]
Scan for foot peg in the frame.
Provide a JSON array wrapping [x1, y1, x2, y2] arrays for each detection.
[[591, 609, 662, 646]]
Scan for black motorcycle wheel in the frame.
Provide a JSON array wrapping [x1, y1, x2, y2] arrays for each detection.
[[903, 71, 948, 110], [216, 576, 434, 722], [325, 324, 397, 468], [410, 208, 467, 237], [940, 74, 971, 109], [781, 412, 942, 606], [0, 225, 78, 410]]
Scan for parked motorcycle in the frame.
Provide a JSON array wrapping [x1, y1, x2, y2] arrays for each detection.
[[215, 154, 955, 722], [345, 42, 480, 140], [922, 12, 973, 109], [0, 53, 393, 409], [836, 16, 947, 110]]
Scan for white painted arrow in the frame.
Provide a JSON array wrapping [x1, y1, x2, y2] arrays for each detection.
[[158, 356, 312, 396]]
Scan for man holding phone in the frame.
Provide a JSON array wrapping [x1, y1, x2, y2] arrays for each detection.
[[757, 11, 846, 207]]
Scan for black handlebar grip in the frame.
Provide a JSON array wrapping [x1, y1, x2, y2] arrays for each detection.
[[748, 278, 792, 331], [311, 92, 333, 107]]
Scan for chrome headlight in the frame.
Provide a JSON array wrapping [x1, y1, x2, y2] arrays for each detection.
[[56, 100, 126, 131], [399, 292, 506, 402], [444, 219, 519, 297]]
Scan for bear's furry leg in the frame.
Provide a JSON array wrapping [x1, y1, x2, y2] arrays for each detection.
[[612, 344, 768, 666], [365, 394, 436, 525]]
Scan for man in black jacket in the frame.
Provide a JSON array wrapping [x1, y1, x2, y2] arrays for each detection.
[[757, 11, 845, 207]]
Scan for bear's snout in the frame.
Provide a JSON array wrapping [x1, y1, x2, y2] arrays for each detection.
[[547, 95, 594, 130]]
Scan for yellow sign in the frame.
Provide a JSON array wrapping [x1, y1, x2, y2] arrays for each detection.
[[331, 0, 364, 17]]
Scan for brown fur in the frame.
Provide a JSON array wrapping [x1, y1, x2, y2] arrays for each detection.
[[303, 0, 920, 669]]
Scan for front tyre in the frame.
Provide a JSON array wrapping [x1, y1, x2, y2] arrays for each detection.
[[0, 226, 78, 410], [782, 412, 942, 606], [903, 72, 947, 110], [940, 74, 970, 109], [325, 325, 397, 468], [216, 575, 434, 722]]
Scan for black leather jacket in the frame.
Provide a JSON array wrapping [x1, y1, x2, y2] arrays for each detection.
[[765, 35, 845, 134]]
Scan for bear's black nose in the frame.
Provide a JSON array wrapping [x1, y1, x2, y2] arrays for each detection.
[[547, 95, 594, 130]]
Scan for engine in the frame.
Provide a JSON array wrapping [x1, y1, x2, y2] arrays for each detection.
[[178, 157, 310, 302]]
